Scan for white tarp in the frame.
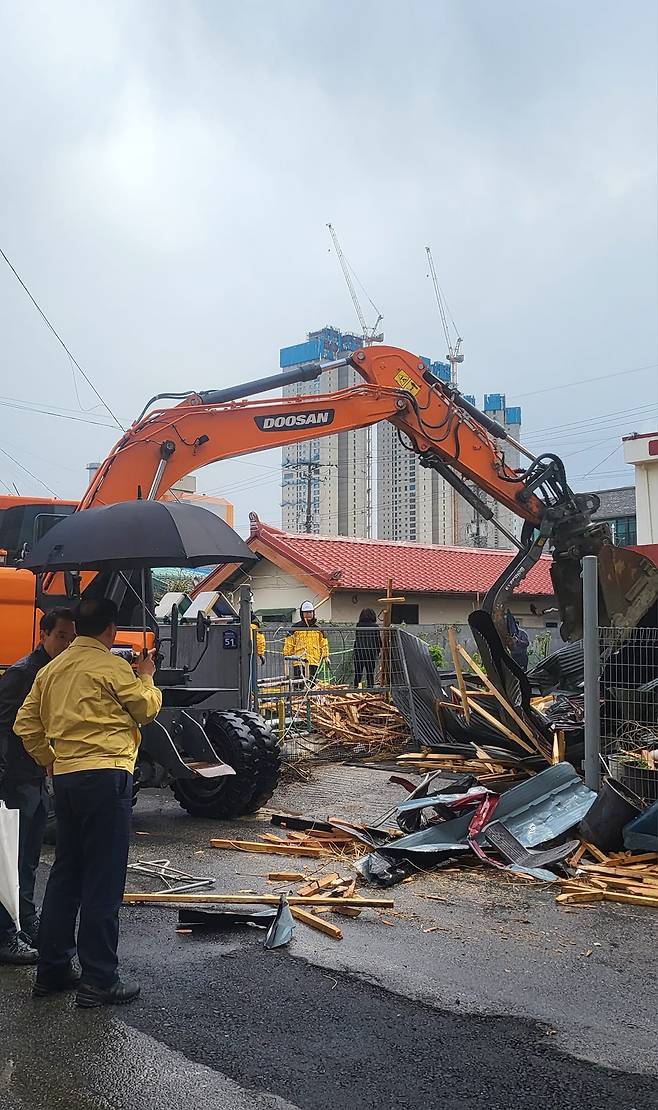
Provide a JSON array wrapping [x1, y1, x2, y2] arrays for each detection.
[[0, 801, 20, 929]]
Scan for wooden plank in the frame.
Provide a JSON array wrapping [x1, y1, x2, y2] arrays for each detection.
[[556, 891, 604, 904], [602, 891, 658, 908], [124, 892, 394, 907], [610, 852, 657, 865], [316, 873, 342, 890], [457, 644, 542, 754], [291, 906, 343, 939], [268, 872, 305, 882], [580, 863, 658, 883], [552, 730, 566, 766], [296, 881, 321, 897], [209, 839, 331, 858], [448, 628, 470, 724], [465, 697, 536, 754], [581, 842, 609, 863], [567, 842, 588, 867]]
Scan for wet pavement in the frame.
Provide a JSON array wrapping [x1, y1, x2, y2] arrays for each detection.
[[1, 764, 657, 1109]]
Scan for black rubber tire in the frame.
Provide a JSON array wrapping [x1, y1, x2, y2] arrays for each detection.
[[233, 710, 282, 811], [170, 711, 262, 819]]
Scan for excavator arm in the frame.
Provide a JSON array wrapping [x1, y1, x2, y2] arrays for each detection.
[[56, 345, 658, 641]]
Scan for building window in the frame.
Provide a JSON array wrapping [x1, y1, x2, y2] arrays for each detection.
[[610, 516, 637, 546], [391, 603, 419, 624]]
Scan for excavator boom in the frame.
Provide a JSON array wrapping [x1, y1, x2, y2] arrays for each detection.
[[1, 345, 656, 664]]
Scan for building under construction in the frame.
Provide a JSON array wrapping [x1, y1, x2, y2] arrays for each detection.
[[279, 326, 522, 548]]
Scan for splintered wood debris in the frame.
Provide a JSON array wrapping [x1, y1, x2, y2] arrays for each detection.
[[210, 826, 366, 861], [396, 751, 522, 786], [302, 690, 409, 753], [556, 846, 658, 908], [128, 819, 396, 942]]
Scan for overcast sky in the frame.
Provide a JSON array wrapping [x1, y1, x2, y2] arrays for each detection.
[[1, 0, 656, 534]]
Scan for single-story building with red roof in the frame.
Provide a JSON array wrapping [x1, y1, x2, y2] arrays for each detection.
[[202, 514, 560, 631]]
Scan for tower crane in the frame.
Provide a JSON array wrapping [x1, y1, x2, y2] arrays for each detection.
[[425, 245, 464, 385], [327, 223, 384, 344]]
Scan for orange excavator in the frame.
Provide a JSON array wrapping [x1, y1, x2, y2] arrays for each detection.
[[1, 345, 656, 816]]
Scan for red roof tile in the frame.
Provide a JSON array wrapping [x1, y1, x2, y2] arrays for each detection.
[[246, 516, 555, 597]]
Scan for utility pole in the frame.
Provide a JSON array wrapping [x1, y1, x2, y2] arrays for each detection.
[[582, 556, 601, 791], [304, 459, 314, 533]]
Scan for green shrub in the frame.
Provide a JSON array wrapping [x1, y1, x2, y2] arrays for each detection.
[[429, 644, 446, 670]]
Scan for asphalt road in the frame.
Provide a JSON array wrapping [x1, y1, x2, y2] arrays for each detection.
[[1, 766, 657, 1110]]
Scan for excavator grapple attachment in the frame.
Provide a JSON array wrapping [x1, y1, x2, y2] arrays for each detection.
[[550, 544, 658, 642]]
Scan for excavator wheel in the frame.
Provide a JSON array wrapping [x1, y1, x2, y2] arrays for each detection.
[[170, 710, 263, 819], [233, 710, 283, 812]]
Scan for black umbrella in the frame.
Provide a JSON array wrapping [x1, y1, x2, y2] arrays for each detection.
[[22, 500, 256, 652], [22, 500, 256, 572]]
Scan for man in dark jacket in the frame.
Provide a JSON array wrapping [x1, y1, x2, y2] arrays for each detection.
[[0, 608, 75, 964]]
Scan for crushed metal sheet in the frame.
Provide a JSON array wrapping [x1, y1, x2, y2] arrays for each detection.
[[396, 787, 491, 833], [178, 908, 276, 932], [483, 821, 579, 870], [263, 895, 295, 949], [381, 763, 596, 860]]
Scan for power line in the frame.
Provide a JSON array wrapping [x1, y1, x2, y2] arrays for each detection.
[[0, 397, 118, 428], [580, 443, 624, 479], [0, 245, 125, 432], [510, 363, 657, 400], [522, 403, 654, 439], [0, 445, 59, 496]]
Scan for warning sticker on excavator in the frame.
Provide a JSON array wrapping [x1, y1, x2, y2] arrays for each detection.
[[394, 370, 421, 396]]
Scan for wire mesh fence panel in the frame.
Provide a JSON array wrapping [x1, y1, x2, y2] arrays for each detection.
[[252, 620, 567, 765], [599, 626, 658, 804], [253, 625, 436, 763]]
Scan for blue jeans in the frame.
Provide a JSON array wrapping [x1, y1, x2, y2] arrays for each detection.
[[0, 778, 48, 940], [38, 769, 132, 987]]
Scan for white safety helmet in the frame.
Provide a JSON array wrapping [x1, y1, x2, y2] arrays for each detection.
[[300, 601, 315, 613]]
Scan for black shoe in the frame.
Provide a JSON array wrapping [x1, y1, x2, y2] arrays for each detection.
[[75, 978, 140, 1008], [0, 934, 39, 965], [20, 915, 40, 949], [32, 959, 82, 997]]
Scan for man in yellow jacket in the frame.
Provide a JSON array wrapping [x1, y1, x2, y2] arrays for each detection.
[[14, 597, 162, 1007], [283, 601, 330, 682]]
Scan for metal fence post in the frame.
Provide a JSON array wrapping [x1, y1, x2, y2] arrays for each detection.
[[583, 555, 601, 792], [239, 585, 252, 710]]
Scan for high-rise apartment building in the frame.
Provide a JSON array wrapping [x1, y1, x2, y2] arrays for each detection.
[[280, 327, 370, 537], [377, 387, 523, 549], [454, 395, 523, 549], [279, 328, 523, 549]]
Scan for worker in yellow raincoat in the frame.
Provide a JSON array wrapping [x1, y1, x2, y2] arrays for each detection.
[[251, 615, 266, 664], [283, 601, 329, 682]]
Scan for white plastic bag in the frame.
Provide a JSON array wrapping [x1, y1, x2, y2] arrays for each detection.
[[0, 800, 20, 929]]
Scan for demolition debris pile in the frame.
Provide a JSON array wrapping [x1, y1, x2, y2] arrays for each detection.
[[307, 691, 409, 754]]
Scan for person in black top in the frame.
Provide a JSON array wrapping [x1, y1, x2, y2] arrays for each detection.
[[0, 608, 75, 965], [353, 609, 381, 689], [506, 610, 530, 671]]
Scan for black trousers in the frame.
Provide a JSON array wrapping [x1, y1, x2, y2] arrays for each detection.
[[0, 778, 48, 939], [38, 769, 132, 987], [293, 664, 318, 682], [354, 651, 377, 688]]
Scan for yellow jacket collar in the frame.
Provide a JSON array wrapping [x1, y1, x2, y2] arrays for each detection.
[[71, 636, 110, 653]]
